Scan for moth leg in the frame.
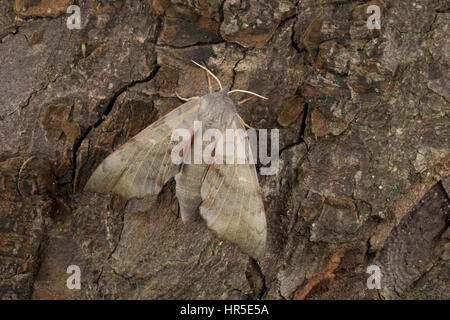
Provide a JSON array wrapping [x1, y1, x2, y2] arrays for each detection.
[[237, 96, 255, 105], [175, 91, 199, 102], [237, 114, 256, 130], [205, 69, 213, 93]]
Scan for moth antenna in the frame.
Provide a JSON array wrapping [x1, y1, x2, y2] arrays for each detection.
[[191, 60, 223, 91], [228, 89, 268, 100]]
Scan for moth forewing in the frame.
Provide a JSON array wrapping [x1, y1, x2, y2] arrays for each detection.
[[199, 117, 267, 260], [84, 98, 201, 199], [171, 128, 191, 165], [223, 128, 248, 165], [225, 127, 248, 165]]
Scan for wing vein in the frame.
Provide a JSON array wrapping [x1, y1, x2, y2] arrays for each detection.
[[105, 143, 140, 191], [138, 116, 186, 189], [209, 159, 237, 229]]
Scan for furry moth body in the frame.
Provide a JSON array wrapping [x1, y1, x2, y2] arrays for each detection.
[[85, 64, 267, 260]]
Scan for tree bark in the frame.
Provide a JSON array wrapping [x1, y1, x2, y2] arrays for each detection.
[[0, 0, 448, 299]]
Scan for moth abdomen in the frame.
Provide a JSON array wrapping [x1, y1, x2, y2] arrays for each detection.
[[175, 163, 209, 222]]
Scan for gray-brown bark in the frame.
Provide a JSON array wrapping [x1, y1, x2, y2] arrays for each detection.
[[0, 0, 448, 299]]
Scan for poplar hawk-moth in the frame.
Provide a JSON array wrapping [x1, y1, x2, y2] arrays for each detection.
[[85, 61, 267, 260]]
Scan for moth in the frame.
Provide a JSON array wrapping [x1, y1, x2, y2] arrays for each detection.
[[85, 61, 267, 260]]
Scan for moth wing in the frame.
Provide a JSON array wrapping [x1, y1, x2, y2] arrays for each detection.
[[84, 99, 201, 199], [199, 116, 267, 260]]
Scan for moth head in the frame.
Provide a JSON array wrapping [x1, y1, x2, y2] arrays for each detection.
[[191, 60, 268, 103]]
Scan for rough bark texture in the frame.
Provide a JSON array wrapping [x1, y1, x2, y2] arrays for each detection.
[[0, 0, 449, 299]]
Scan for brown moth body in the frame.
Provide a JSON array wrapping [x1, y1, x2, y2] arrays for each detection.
[[85, 65, 267, 260]]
